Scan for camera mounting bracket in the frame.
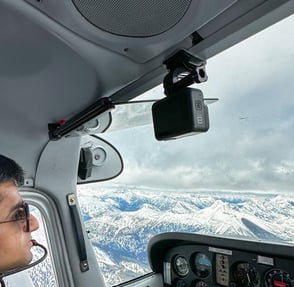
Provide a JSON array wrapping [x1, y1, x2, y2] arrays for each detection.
[[163, 50, 208, 97]]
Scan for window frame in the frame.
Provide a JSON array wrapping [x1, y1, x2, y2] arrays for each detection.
[[21, 189, 75, 287]]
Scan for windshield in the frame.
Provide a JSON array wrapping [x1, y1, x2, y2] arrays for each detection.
[[77, 15, 294, 287]]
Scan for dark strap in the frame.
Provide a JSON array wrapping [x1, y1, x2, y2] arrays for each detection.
[[67, 193, 89, 272]]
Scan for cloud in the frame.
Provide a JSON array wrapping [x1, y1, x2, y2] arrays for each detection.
[[101, 15, 294, 192]]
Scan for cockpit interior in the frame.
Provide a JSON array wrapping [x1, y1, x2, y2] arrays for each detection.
[[0, 0, 293, 287]]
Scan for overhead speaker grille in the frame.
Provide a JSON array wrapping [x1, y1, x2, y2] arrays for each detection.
[[72, 0, 192, 37]]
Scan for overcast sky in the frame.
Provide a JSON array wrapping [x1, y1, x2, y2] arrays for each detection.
[[100, 15, 294, 193]]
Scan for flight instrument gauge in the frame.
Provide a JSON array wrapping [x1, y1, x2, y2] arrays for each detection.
[[173, 255, 189, 277], [173, 279, 188, 287], [195, 280, 209, 287], [233, 262, 260, 287], [193, 253, 212, 278], [264, 269, 293, 287]]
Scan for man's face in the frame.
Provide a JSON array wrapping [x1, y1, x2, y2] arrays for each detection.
[[0, 181, 39, 272]]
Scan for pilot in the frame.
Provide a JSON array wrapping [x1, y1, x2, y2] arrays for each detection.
[[0, 155, 40, 285]]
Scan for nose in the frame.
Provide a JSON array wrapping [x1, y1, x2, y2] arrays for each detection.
[[29, 214, 40, 232]]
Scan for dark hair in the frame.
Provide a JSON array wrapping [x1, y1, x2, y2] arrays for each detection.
[[0, 155, 24, 186]]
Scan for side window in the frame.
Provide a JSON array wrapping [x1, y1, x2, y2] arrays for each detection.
[[5, 205, 58, 287]]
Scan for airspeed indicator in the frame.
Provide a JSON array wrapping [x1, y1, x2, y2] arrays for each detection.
[[173, 255, 189, 277]]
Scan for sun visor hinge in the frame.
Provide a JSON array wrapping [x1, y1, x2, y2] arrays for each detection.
[[67, 193, 89, 272], [48, 97, 115, 141]]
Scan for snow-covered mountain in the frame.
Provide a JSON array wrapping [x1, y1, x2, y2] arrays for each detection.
[[77, 184, 294, 286]]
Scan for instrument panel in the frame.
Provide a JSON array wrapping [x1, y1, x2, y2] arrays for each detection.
[[148, 233, 294, 287]]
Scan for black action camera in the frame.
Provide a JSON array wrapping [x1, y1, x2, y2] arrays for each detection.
[[152, 88, 209, 140]]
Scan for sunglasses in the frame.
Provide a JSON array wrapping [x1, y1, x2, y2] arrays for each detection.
[[0, 201, 30, 232]]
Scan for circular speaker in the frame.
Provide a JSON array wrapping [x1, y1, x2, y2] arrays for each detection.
[[72, 0, 192, 37]]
